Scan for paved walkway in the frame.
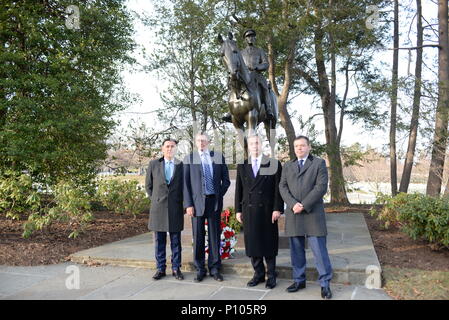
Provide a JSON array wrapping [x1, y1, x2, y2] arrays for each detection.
[[0, 212, 392, 300], [69, 213, 383, 287], [0, 263, 390, 300]]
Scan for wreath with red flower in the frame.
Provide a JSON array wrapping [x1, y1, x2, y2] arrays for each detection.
[[204, 209, 237, 259]]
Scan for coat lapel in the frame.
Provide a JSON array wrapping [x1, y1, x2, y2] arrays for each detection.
[[246, 160, 256, 182], [210, 151, 218, 183], [298, 154, 314, 177], [158, 158, 169, 190], [250, 155, 269, 191], [169, 157, 181, 184]]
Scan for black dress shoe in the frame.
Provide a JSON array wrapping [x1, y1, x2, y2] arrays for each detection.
[[212, 273, 223, 282], [194, 273, 206, 282], [172, 269, 184, 280], [321, 286, 332, 299], [265, 278, 276, 289], [247, 276, 265, 287], [152, 270, 166, 280], [286, 281, 306, 292]]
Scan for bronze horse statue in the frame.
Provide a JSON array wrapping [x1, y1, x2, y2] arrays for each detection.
[[218, 32, 278, 158]]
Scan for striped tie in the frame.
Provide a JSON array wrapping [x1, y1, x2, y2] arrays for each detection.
[[202, 154, 215, 195]]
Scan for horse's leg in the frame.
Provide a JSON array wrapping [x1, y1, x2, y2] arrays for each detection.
[[247, 109, 258, 137], [232, 117, 247, 161]]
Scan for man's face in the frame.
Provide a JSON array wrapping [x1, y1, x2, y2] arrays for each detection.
[[195, 134, 209, 151], [294, 138, 311, 159], [245, 34, 256, 45], [248, 136, 261, 157], [162, 141, 177, 159]]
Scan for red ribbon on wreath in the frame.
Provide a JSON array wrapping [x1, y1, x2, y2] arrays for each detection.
[[221, 209, 231, 224]]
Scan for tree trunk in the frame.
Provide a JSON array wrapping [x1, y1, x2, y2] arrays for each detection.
[[390, 0, 399, 196], [427, 0, 449, 197], [315, 26, 349, 205], [267, 37, 296, 160], [445, 174, 449, 197], [399, 0, 423, 193]]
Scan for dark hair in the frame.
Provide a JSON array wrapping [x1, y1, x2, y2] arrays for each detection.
[[294, 135, 310, 145], [162, 138, 178, 146]]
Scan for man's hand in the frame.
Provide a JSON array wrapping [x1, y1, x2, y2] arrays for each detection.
[[236, 212, 243, 224], [272, 211, 281, 223], [186, 206, 195, 217], [292, 203, 304, 214]]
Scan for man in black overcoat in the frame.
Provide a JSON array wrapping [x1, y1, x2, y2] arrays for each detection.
[[235, 134, 283, 289]]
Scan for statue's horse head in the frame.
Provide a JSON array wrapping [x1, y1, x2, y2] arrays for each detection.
[[218, 32, 244, 82]]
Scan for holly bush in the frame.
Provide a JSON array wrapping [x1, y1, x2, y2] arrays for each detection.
[[371, 193, 449, 250], [96, 179, 150, 218]]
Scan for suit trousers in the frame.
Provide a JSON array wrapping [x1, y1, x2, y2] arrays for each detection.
[[191, 195, 222, 275], [251, 256, 276, 280], [154, 231, 182, 272], [289, 236, 333, 287]]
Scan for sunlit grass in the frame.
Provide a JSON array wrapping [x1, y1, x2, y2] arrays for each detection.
[[383, 267, 449, 300]]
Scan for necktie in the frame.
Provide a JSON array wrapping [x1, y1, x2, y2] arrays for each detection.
[[165, 161, 172, 184], [252, 158, 258, 177], [202, 153, 215, 195], [298, 159, 304, 172]]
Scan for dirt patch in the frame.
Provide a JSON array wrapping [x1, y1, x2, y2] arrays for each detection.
[[325, 203, 378, 214], [363, 212, 449, 271], [0, 211, 149, 266]]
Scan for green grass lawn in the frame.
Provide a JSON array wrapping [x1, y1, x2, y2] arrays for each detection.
[[383, 267, 449, 300]]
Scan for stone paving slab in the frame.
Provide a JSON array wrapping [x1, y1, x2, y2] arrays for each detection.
[[0, 264, 390, 300], [69, 213, 382, 288], [2, 265, 133, 300]]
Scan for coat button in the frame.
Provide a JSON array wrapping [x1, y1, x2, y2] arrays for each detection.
[[258, 191, 262, 194], [259, 204, 263, 207]]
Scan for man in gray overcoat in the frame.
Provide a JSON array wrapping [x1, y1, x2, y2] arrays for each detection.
[[235, 134, 283, 289], [279, 135, 333, 299], [145, 138, 185, 281]]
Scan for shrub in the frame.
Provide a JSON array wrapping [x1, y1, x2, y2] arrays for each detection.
[[0, 170, 42, 220], [96, 179, 150, 217], [371, 193, 449, 250], [23, 181, 94, 239], [370, 192, 420, 229]]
